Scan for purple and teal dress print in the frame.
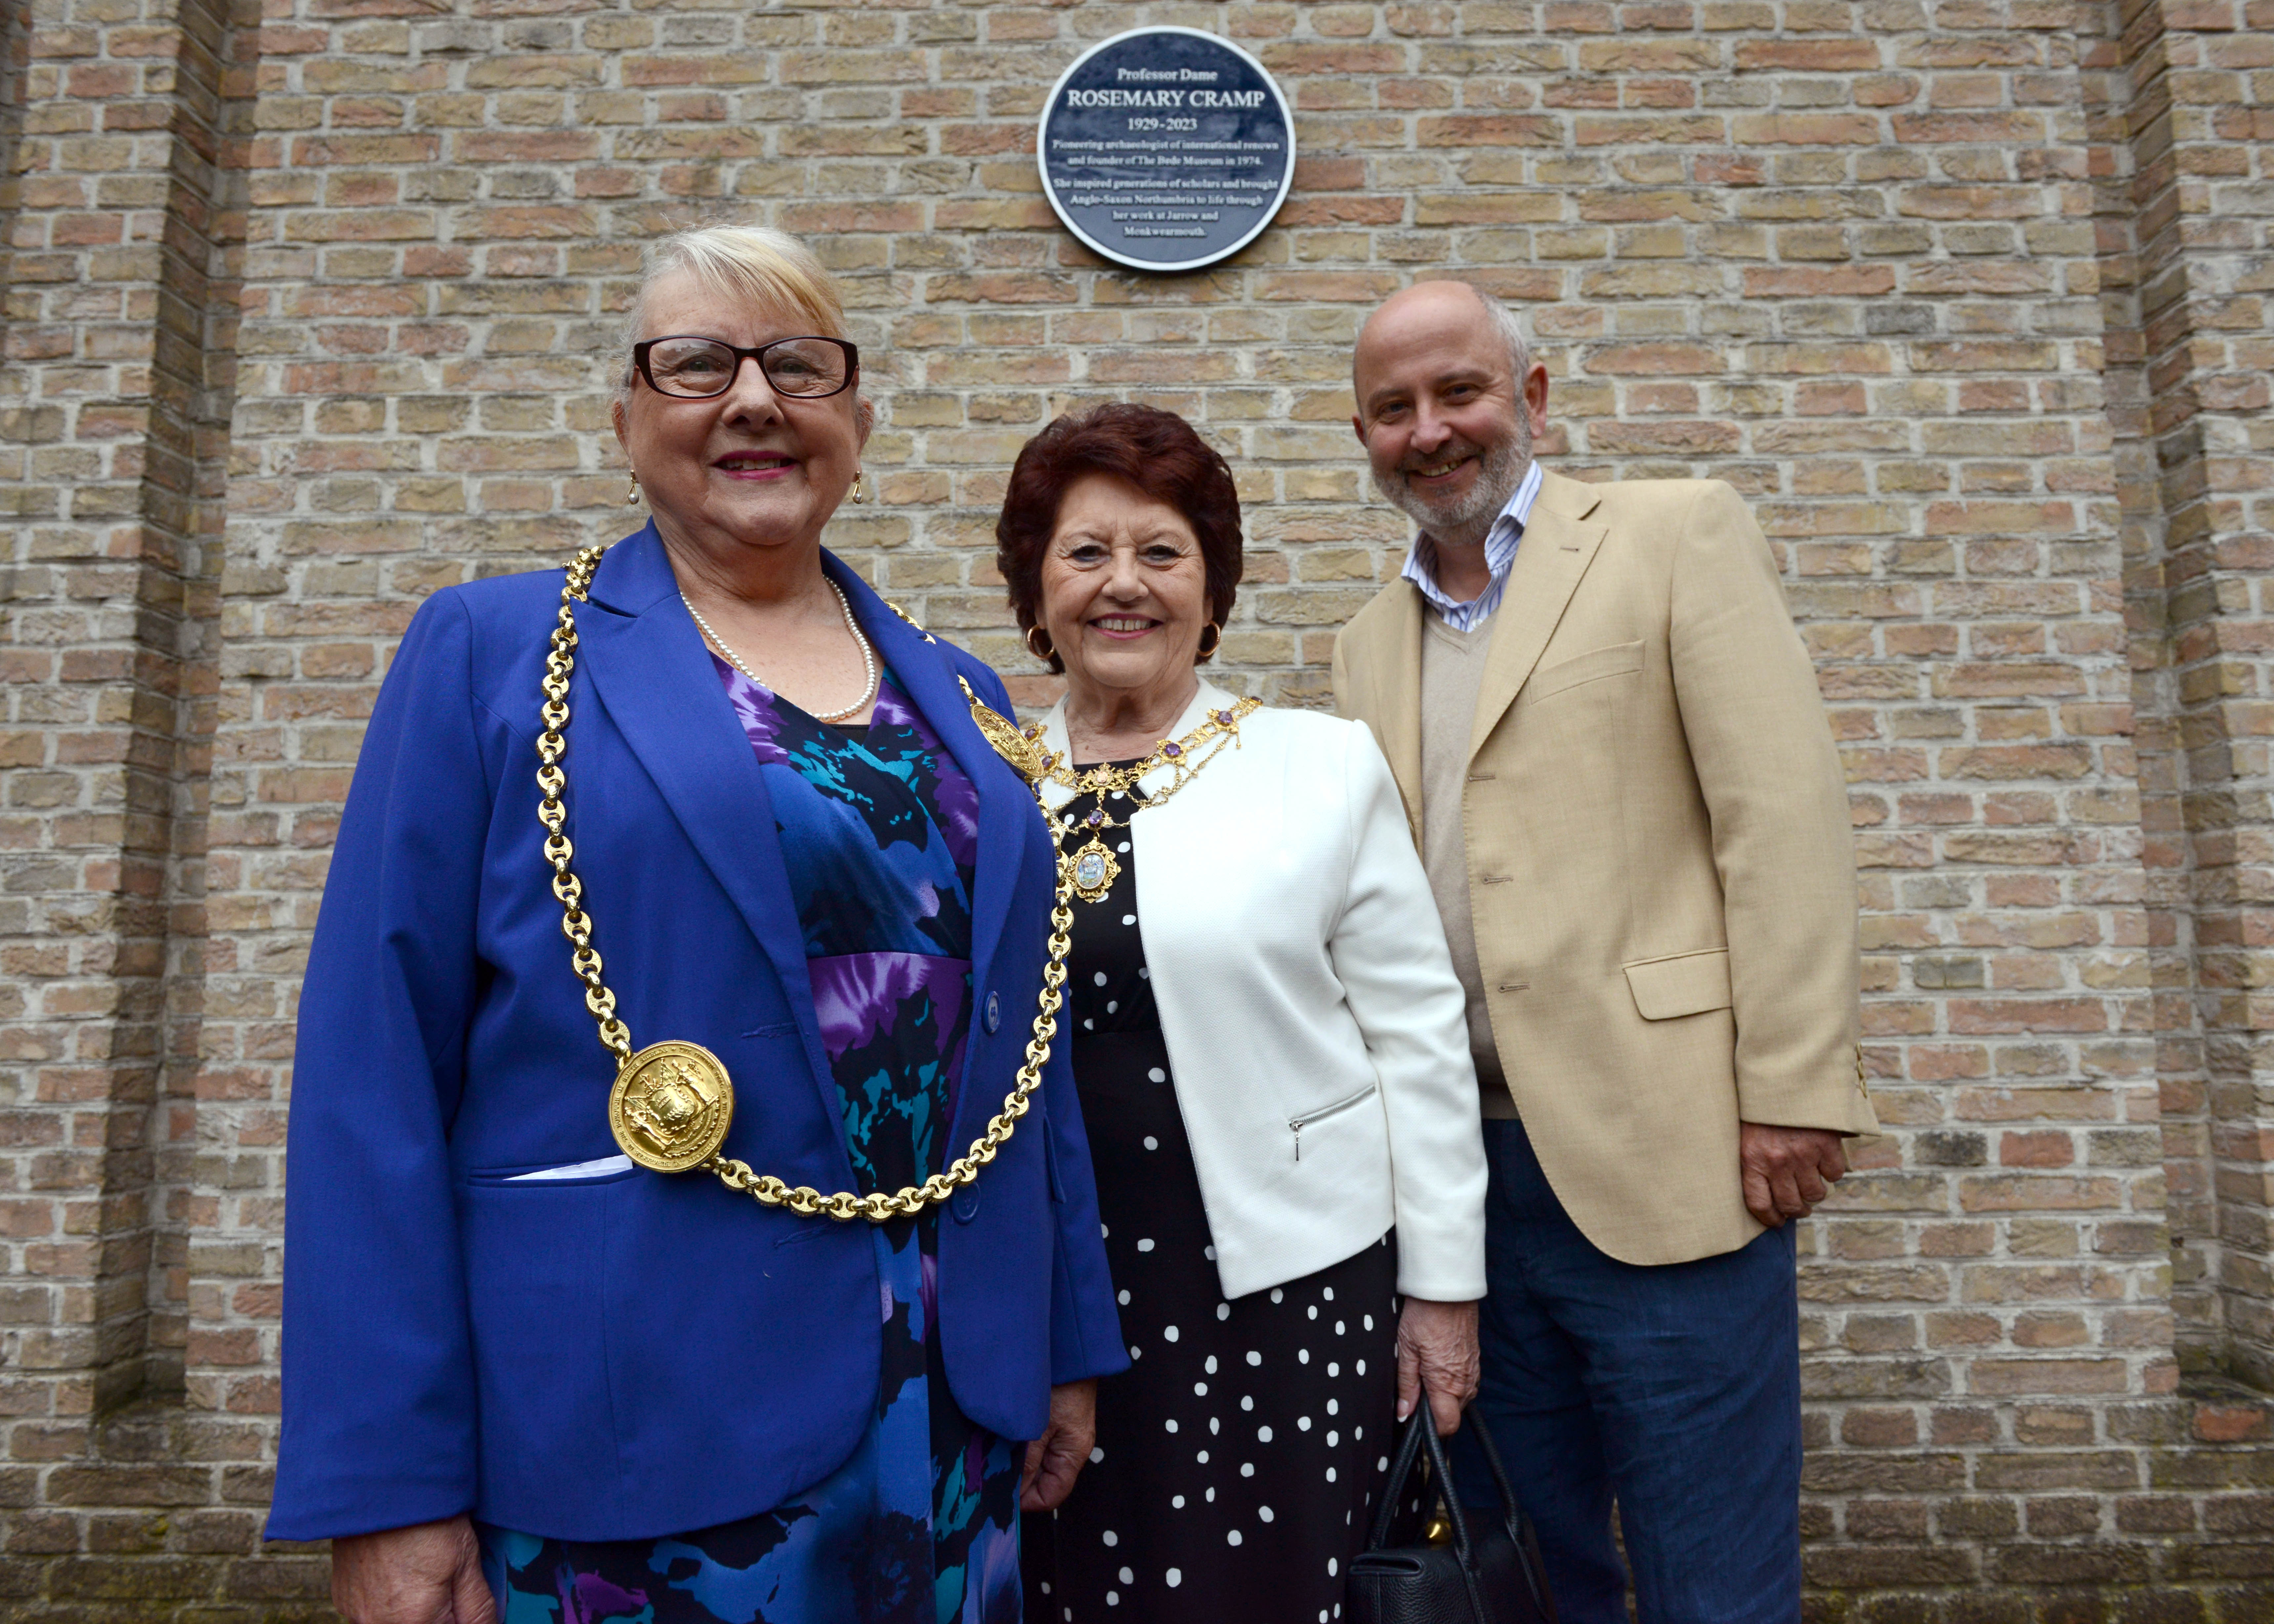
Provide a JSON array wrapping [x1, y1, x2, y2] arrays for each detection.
[[478, 665, 1022, 1624]]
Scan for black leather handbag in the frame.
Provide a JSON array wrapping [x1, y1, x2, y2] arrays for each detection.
[[1346, 1402, 1556, 1624]]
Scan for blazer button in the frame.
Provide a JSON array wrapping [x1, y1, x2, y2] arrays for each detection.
[[952, 1183, 982, 1224], [984, 991, 1000, 1034]]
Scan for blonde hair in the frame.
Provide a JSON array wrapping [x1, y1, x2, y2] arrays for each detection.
[[616, 224, 850, 402]]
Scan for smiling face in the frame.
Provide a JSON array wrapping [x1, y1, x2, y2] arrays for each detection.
[[612, 267, 869, 562], [1039, 471, 1213, 713], [1352, 282, 1545, 544]]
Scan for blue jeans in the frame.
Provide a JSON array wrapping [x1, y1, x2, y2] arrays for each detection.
[[1449, 1118, 1802, 1624]]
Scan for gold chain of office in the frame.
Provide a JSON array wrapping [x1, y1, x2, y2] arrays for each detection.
[[998, 699, 1261, 903], [536, 543, 1073, 1223]]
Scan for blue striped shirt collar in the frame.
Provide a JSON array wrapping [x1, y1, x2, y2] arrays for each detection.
[[1398, 460, 1544, 632]]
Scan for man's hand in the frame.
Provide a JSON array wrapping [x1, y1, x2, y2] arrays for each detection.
[[1395, 1297, 1480, 1437], [1021, 1379, 1098, 1512], [1740, 1122, 1848, 1228], [331, 1515, 494, 1624]]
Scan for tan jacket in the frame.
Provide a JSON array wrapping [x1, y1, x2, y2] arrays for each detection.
[[1332, 468, 1877, 1266]]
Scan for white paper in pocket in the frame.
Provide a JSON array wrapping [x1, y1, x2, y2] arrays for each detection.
[[505, 1154, 635, 1183]]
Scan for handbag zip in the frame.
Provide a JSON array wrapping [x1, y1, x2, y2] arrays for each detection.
[[1289, 1082, 1377, 1161]]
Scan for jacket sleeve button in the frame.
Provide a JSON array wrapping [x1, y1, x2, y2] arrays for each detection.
[[984, 991, 1001, 1034]]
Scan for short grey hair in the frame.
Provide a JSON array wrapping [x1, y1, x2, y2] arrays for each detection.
[[1474, 288, 1533, 383]]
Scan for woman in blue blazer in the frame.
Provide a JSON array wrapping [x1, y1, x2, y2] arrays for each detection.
[[269, 225, 1124, 1624]]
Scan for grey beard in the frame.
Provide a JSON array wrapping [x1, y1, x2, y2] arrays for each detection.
[[1373, 426, 1532, 546]]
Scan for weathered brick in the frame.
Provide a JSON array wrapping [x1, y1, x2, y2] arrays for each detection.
[[7, 0, 2274, 1615]]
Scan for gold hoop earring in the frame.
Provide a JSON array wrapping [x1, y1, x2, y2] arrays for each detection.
[[626, 472, 641, 507], [1026, 626, 1056, 663], [1197, 621, 1223, 660], [851, 469, 868, 505]]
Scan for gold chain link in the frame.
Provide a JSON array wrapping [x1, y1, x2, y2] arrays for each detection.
[[538, 547, 635, 1067], [539, 545, 1075, 1222]]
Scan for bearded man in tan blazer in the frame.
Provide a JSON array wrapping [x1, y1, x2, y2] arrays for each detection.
[[1332, 281, 1877, 1623]]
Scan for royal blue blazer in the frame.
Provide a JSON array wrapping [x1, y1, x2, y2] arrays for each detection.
[[267, 525, 1126, 1543]]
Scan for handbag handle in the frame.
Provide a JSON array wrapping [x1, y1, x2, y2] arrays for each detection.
[[1369, 1381, 1534, 1552], [1466, 1405, 1525, 1541], [1442, 1405, 1555, 1623], [1364, 1398, 1433, 1551], [1364, 1391, 1554, 1624], [1412, 1411, 1496, 1624], [1364, 1396, 1484, 1563]]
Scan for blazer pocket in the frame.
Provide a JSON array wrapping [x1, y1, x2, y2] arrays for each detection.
[[1623, 948, 1732, 1021], [1526, 639, 1646, 703], [1288, 1082, 1379, 1163]]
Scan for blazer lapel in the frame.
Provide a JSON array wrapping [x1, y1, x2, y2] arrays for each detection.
[[1467, 470, 1608, 760], [576, 527, 852, 1171], [1360, 587, 1426, 831]]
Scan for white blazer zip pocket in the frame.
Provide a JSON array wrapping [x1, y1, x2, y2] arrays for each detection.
[[1290, 1083, 1378, 1161]]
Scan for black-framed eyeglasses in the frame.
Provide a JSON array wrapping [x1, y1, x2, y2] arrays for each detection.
[[632, 334, 859, 400]]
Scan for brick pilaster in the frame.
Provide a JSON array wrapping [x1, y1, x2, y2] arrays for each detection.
[[0, 0, 254, 1570], [2106, 0, 2274, 1389]]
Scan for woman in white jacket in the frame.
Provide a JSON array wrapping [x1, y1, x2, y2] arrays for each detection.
[[1001, 404, 1488, 1624]]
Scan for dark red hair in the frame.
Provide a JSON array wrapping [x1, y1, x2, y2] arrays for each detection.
[[995, 403, 1243, 672]]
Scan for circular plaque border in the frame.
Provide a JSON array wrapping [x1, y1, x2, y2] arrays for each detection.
[[1035, 25, 1298, 275]]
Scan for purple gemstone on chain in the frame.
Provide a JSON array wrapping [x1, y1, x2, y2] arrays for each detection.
[[1162, 741, 1183, 758], [1086, 809, 1104, 827], [1216, 709, 1234, 724]]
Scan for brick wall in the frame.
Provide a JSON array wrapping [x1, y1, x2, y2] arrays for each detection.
[[4, 0, 2273, 1616]]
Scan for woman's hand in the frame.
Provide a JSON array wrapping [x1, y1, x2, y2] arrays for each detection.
[[1396, 1297, 1480, 1437], [331, 1515, 495, 1624], [1020, 1378, 1099, 1512]]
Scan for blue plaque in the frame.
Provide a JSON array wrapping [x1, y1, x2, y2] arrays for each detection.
[[1037, 26, 1296, 274]]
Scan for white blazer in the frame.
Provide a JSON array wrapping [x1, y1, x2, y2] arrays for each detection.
[[1038, 680, 1488, 1303]]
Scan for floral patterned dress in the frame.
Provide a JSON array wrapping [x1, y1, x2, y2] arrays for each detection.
[[478, 661, 1024, 1624]]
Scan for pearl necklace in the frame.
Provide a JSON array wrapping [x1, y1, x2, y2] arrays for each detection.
[[681, 580, 879, 724]]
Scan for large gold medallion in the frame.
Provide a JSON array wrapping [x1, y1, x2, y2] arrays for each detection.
[[1066, 835, 1121, 903], [609, 1040, 735, 1172]]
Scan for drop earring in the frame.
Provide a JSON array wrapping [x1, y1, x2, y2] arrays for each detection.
[[626, 472, 642, 507], [851, 468, 869, 505]]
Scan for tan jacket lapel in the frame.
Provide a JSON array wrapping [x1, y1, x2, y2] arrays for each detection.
[[1356, 587, 1426, 827], [1468, 470, 1608, 760]]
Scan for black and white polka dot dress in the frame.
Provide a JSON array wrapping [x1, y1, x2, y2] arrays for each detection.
[[1022, 768, 1401, 1624]]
